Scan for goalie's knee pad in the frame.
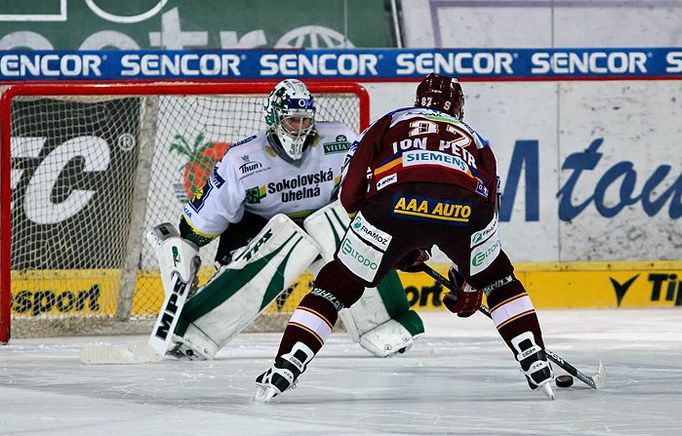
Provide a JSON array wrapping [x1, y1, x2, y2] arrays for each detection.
[[175, 214, 321, 359]]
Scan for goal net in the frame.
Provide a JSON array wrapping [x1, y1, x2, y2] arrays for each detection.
[[0, 82, 369, 342]]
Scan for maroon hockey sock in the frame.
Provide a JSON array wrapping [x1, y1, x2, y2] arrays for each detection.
[[277, 291, 340, 358], [486, 281, 545, 351]]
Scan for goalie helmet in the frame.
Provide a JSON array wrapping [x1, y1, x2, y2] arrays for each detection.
[[264, 79, 316, 162], [415, 73, 465, 119]]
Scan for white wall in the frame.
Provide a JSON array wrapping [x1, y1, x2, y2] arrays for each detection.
[[401, 0, 682, 48]]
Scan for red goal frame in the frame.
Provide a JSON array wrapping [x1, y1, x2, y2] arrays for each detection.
[[0, 81, 370, 343]]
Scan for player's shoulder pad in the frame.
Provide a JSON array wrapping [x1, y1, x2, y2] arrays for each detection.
[[458, 120, 490, 148], [387, 106, 419, 117], [231, 134, 258, 148]]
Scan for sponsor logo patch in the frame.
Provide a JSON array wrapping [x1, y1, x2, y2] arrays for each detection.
[[470, 230, 501, 275], [402, 149, 470, 174], [238, 160, 264, 174], [376, 173, 397, 190], [350, 212, 392, 250], [245, 185, 267, 204], [337, 231, 382, 282], [471, 214, 498, 247], [392, 195, 472, 225], [323, 135, 351, 154]]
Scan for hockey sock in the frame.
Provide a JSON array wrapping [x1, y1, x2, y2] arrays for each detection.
[[277, 288, 343, 358], [276, 260, 364, 364]]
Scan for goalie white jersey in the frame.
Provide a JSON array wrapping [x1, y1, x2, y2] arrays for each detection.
[[182, 121, 357, 236]]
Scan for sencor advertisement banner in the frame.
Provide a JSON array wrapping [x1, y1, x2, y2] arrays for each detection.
[[1, 48, 682, 81]]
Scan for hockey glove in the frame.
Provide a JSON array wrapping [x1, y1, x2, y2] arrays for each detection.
[[442, 266, 482, 318], [396, 248, 431, 273]]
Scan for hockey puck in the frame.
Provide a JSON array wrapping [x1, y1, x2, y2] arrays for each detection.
[[555, 375, 574, 388]]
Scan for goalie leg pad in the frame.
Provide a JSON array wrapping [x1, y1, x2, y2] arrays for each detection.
[[146, 223, 201, 356], [304, 203, 425, 357], [175, 214, 321, 359]]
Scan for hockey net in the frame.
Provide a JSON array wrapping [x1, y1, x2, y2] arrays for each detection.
[[0, 81, 369, 342]]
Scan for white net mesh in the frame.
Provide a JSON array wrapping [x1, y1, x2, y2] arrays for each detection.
[[3, 83, 364, 338]]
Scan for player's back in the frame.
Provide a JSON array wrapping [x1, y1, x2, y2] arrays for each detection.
[[369, 107, 496, 202]]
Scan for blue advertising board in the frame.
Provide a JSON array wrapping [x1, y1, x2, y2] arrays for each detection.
[[1, 48, 681, 81]]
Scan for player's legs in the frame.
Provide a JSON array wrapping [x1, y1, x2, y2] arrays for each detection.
[[256, 189, 424, 402], [255, 184, 452, 401]]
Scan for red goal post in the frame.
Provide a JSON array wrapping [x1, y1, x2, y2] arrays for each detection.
[[0, 81, 370, 343]]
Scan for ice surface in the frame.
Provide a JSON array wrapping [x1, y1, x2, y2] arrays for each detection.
[[2, 309, 681, 435]]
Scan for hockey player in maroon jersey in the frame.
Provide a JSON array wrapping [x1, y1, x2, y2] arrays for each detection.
[[255, 73, 555, 402]]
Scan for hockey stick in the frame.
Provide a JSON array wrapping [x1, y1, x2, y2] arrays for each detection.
[[418, 264, 606, 389]]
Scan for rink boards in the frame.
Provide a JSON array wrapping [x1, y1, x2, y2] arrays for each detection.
[[8, 260, 682, 318]]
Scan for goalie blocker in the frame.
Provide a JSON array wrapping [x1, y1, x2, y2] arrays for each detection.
[[169, 203, 423, 360]]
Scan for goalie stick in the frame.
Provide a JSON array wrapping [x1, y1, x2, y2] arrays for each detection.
[[418, 264, 607, 390]]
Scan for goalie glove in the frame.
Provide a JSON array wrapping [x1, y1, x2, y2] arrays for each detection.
[[442, 266, 482, 318]]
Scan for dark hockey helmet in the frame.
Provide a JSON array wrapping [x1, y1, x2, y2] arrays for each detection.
[[415, 73, 465, 119]]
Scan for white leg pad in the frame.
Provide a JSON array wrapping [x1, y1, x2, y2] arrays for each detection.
[[146, 223, 200, 356], [178, 214, 320, 359]]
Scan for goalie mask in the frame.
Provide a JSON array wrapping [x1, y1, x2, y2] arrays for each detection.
[[264, 79, 316, 162], [415, 73, 465, 119]]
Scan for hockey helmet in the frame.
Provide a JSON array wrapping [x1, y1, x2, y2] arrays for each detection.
[[264, 79, 316, 161], [415, 73, 465, 119]]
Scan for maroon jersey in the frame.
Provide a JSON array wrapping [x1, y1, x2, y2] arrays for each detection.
[[340, 107, 498, 213]]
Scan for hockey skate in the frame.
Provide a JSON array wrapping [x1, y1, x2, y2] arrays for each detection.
[[254, 343, 314, 403], [511, 332, 555, 400]]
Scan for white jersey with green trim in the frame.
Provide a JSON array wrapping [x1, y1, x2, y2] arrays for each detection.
[[182, 121, 357, 237]]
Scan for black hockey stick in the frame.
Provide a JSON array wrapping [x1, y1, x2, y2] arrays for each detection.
[[418, 264, 606, 389]]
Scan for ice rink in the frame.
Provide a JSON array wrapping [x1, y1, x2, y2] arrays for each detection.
[[1, 308, 681, 435]]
